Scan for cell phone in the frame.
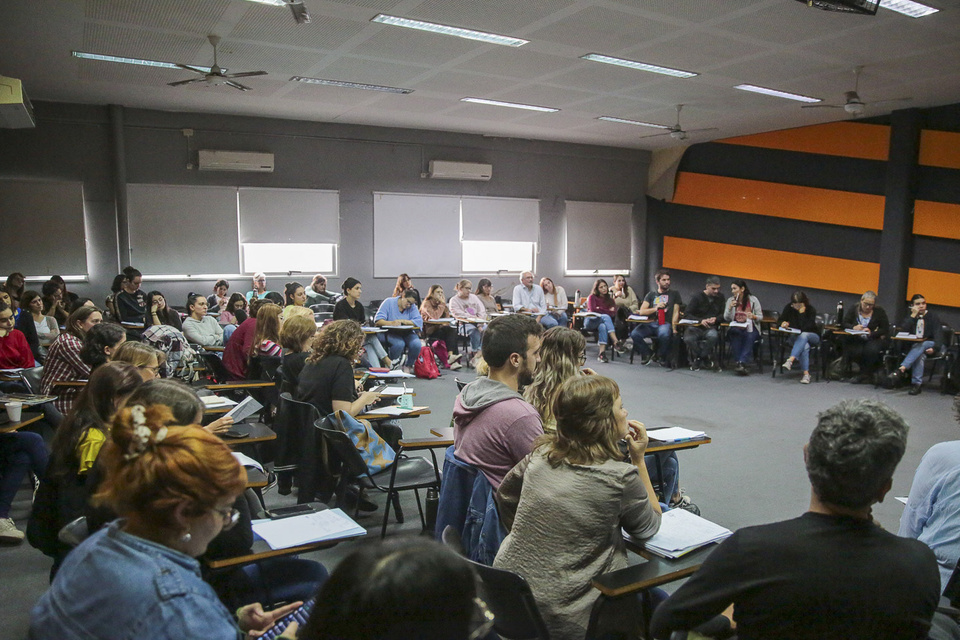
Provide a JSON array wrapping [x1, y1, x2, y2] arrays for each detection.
[[259, 598, 316, 640], [370, 384, 387, 393], [268, 504, 316, 519], [359, 372, 371, 386], [222, 429, 249, 439]]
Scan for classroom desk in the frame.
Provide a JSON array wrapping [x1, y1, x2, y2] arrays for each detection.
[[356, 406, 430, 420], [202, 381, 275, 391], [645, 435, 712, 455], [52, 380, 88, 388], [202, 345, 225, 353], [246, 468, 269, 489], [0, 412, 44, 434], [220, 422, 278, 446], [399, 434, 453, 450]]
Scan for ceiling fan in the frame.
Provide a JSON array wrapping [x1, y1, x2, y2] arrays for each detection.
[[245, 0, 311, 24], [801, 66, 912, 117], [640, 105, 719, 141], [168, 35, 267, 92]]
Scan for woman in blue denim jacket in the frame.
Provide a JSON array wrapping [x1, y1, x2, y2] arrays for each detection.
[[29, 403, 301, 640]]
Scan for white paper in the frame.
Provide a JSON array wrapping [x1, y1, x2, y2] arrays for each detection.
[[576, 311, 601, 318], [379, 386, 414, 396], [895, 332, 918, 339], [225, 396, 263, 423], [728, 321, 750, 328], [627, 508, 731, 558], [777, 327, 801, 334], [201, 395, 237, 408], [368, 370, 415, 379], [231, 451, 264, 473], [628, 314, 649, 321], [252, 508, 366, 549], [647, 426, 706, 442], [896, 496, 908, 505], [362, 327, 386, 334], [844, 329, 870, 336], [368, 405, 425, 416], [678, 319, 699, 325]]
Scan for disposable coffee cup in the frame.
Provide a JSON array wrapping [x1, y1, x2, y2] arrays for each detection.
[[6, 401, 23, 422]]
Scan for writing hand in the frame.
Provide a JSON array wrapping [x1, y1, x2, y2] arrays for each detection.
[[359, 390, 382, 406]]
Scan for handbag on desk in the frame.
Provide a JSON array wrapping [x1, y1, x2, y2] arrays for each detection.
[[330, 410, 396, 474]]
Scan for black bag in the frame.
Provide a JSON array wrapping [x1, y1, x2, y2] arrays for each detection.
[[826, 357, 845, 381]]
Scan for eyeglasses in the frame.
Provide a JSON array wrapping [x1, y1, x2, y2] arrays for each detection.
[[468, 597, 496, 640], [139, 365, 161, 375], [213, 506, 240, 530], [578, 353, 587, 365]]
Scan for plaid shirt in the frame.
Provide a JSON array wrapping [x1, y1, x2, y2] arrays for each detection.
[[40, 333, 91, 413]]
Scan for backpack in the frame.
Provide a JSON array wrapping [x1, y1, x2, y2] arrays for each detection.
[[414, 345, 440, 379], [141, 325, 198, 382], [431, 339, 450, 369]]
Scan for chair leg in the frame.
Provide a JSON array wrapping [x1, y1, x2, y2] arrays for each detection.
[[380, 490, 393, 539]]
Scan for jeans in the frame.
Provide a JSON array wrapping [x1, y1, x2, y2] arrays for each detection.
[[426, 325, 460, 355], [645, 451, 679, 503], [222, 323, 237, 344], [361, 334, 388, 368], [540, 312, 568, 329], [462, 324, 482, 352], [382, 330, 423, 364], [788, 332, 820, 372], [727, 326, 756, 364], [584, 315, 616, 345], [683, 326, 719, 361], [901, 340, 935, 385], [631, 322, 672, 358], [0, 431, 49, 518]]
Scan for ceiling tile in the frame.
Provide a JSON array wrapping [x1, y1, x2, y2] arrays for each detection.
[[346, 25, 484, 66], [229, 8, 367, 51], [714, 2, 871, 46], [410, 71, 511, 97], [82, 22, 203, 62], [608, 0, 768, 24], [84, 0, 231, 35], [491, 83, 594, 108], [630, 31, 770, 72], [454, 48, 575, 80], [310, 56, 426, 86], [405, 0, 574, 36], [528, 5, 683, 53], [212, 40, 324, 76]]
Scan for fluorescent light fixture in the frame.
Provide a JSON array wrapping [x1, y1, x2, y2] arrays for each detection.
[[72, 51, 212, 73], [597, 116, 670, 129], [290, 76, 413, 94], [580, 53, 697, 78], [242, 0, 287, 5], [461, 97, 559, 113], [734, 84, 821, 103], [371, 14, 528, 47], [879, 0, 939, 17]]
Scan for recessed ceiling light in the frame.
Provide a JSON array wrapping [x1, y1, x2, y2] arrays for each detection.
[[879, 0, 939, 17], [597, 116, 671, 129], [72, 51, 212, 73], [290, 76, 413, 94], [461, 97, 559, 113], [734, 84, 822, 103], [580, 53, 697, 79], [371, 14, 528, 47]]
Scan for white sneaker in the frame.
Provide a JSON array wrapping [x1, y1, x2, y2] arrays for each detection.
[[0, 518, 25, 543], [448, 352, 462, 365], [800, 373, 811, 384], [450, 362, 463, 371], [782, 359, 793, 371]]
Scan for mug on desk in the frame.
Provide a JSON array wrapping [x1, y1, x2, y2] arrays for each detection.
[[397, 393, 414, 410], [5, 401, 23, 422]]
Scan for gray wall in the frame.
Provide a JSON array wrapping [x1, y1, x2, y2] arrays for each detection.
[[0, 101, 651, 307]]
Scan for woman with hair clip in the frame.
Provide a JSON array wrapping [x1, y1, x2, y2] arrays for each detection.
[[724, 279, 763, 376], [144, 290, 183, 332], [283, 281, 308, 319], [495, 374, 662, 640], [80, 322, 126, 372], [41, 306, 103, 415], [334, 277, 391, 369], [585, 278, 625, 363], [778, 290, 820, 385], [279, 314, 317, 389], [539, 277, 569, 328], [392, 273, 421, 308], [29, 402, 303, 639], [420, 284, 462, 370], [181, 293, 224, 347]]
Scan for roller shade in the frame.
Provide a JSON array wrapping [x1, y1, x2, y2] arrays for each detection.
[[565, 201, 633, 272], [238, 188, 339, 243], [461, 196, 539, 242], [373, 192, 460, 277], [0, 180, 88, 276]]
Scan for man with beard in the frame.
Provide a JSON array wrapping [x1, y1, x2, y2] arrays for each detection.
[[452, 314, 543, 489], [683, 276, 725, 371]]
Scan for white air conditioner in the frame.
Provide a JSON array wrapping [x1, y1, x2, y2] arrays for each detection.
[[428, 160, 492, 181], [0, 76, 36, 129], [198, 149, 274, 172]]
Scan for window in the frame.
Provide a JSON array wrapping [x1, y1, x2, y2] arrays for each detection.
[[564, 201, 633, 276], [462, 241, 535, 273], [460, 196, 539, 273], [242, 243, 336, 274]]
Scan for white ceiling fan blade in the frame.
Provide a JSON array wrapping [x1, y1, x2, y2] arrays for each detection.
[[168, 77, 208, 87], [224, 80, 252, 91], [175, 64, 209, 75], [638, 131, 674, 139], [801, 104, 845, 109], [227, 70, 268, 79], [685, 127, 719, 134], [288, 1, 311, 24]]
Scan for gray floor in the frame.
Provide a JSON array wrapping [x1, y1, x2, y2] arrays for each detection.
[[4, 345, 957, 638]]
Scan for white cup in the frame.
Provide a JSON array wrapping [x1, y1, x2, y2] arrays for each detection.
[[5, 401, 23, 422]]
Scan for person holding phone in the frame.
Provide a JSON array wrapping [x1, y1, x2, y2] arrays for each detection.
[[892, 294, 942, 396]]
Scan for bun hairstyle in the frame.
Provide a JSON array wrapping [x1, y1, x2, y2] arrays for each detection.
[[93, 404, 245, 528]]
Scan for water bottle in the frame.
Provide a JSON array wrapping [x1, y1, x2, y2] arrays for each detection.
[[836, 300, 844, 326], [425, 487, 439, 534], [916, 316, 925, 339], [574, 289, 581, 309]]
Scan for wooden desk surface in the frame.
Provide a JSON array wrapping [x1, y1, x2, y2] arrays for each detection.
[[246, 468, 268, 489], [0, 412, 44, 434], [646, 436, 711, 454], [220, 422, 277, 446], [892, 335, 925, 343], [203, 381, 275, 390], [399, 434, 453, 450], [202, 345, 225, 352], [593, 544, 715, 597], [357, 406, 430, 420], [431, 426, 454, 439], [53, 380, 88, 388]]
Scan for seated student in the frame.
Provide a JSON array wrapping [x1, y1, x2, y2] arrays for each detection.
[[584, 278, 625, 363], [448, 279, 488, 366], [41, 279, 69, 327], [29, 362, 143, 572], [144, 290, 183, 332], [683, 276, 725, 371], [102, 274, 124, 322], [79, 322, 126, 372], [724, 279, 762, 376], [40, 306, 102, 415], [19, 290, 59, 362], [112, 341, 164, 382], [892, 293, 942, 396], [50, 275, 78, 309], [0, 430, 48, 544], [4, 272, 25, 307], [181, 293, 224, 347], [513, 271, 552, 325], [245, 272, 271, 301], [115, 267, 146, 325], [299, 539, 480, 640], [248, 303, 283, 364], [651, 399, 940, 640], [69, 298, 96, 313], [611, 273, 639, 341], [420, 284, 462, 370], [392, 273, 421, 308], [206, 279, 230, 313], [495, 375, 661, 640], [306, 274, 338, 307], [476, 278, 500, 315], [540, 277, 569, 328], [223, 299, 262, 380], [841, 291, 890, 384], [279, 314, 316, 389], [29, 403, 301, 640], [333, 277, 391, 369], [454, 314, 543, 490], [631, 269, 682, 368], [0, 299, 36, 371], [779, 291, 820, 385], [283, 281, 308, 320], [374, 289, 423, 371], [219, 292, 248, 327]]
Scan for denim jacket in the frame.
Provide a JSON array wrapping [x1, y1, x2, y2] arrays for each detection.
[[30, 521, 241, 640], [435, 446, 505, 565]]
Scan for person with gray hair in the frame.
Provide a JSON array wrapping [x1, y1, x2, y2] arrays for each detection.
[[651, 399, 940, 640], [512, 271, 551, 325], [682, 276, 724, 370], [840, 290, 890, 384]]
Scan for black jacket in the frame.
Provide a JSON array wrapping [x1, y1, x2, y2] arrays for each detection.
[[841, 305, 890, 341]]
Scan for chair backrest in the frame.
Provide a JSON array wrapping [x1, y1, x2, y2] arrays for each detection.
[[315, 416, 375, 480], [57, 516, 89, 549], [248, 355, 282, 382], [455, 377, 467, 391], [440, 526, 550, 640], [279, 391, 322, 422], [19, 366, 43, 393], [200, 351, 232, 383], [309, 303, 335, 313]]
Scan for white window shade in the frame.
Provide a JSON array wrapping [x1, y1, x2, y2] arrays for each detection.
[[0, 180, 88, 277], [461, 196, 539, 242], [565, 201, 634, 273], [127, 184, 240, 276], [373, 192, 461, 278], [238, 188, 339, 244]]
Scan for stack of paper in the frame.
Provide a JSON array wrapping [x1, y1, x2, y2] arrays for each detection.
[[647, 426, 706, 442], [371, 405, 425, 416], [367, 370, 415, 379], [896, 331, 919, 339], [379, 386, 413, 396], [232, 451, 264, 473], [576, 311, 601, 318], [627, 314, 649, 321], [844, 329, 870, 336], [252, 508, 367, 549], [626, 508, 732, 559], [777, 326, 801, 334], [678, 318, 699, 325], [201, 395, 237, 408]]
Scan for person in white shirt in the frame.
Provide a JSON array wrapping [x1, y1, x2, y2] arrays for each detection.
[[513, 272, 558, 328], [540, 277, 569, 328]]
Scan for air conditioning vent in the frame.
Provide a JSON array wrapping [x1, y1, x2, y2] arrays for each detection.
[[428, 160, 492, 181], [198, 150, 274, 172]]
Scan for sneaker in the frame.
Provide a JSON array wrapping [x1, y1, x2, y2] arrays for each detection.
[[614, 343, 627, 355], [450, 362, 463, 371], [909, 384, 923, 396], [598, 352, 609, 363], [0, 518, 25, 543], [690, 358, 701, 372], [32, 473, 41, 503], [677, 500, 701, 516], [702, 358, 714, 370], [641, 353, 654, 366], [735, 362, 748, 376], [782, 359, 793, 371], [800, 373, 811, 384], [448, 352, 462, 365]]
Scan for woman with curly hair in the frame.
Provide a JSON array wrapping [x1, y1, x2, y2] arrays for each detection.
[[524, 327, 590, 433]]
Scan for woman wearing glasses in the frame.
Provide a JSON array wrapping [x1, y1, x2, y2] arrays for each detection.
[[30, 397, 303, 639]]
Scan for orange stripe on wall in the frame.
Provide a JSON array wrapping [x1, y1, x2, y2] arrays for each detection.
[[673, 172, 885, 230], [716, 122, 890, 161], [907, 269, 960, 308], [914, 200, 960, 240], [919, 130, 960, 169], [663, 236, 879, 295]]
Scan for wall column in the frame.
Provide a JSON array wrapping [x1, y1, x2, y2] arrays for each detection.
[[109, 104, 129, 269]]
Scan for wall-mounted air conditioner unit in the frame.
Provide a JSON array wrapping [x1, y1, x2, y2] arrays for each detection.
[[198, 149, 274, 172], [428, 160, 492, 181], [0, 76, 36, 129]]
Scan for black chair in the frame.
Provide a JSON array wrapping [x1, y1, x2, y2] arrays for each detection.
[[441, 526, 551, 640], [316, 416, 439, 538], [772, 322, 823, 382], [200, 351, 233, 384], [455, 377, 467, 391], [18, 366, 44, 393]]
